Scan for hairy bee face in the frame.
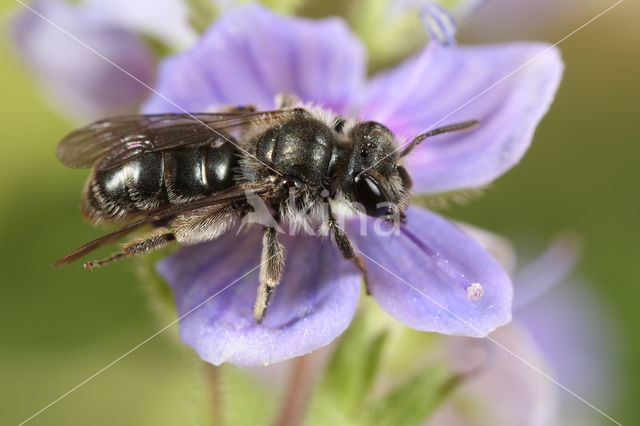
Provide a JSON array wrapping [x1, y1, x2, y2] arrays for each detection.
[[343, 121, 412, 218]]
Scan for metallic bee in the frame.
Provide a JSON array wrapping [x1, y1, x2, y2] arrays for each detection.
[[55, 94, 477, 321]]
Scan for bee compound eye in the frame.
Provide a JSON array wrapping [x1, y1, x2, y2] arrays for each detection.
[[353, 173, 392, 217]]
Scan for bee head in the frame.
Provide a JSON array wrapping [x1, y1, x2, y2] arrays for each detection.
[[340, 118, 478, 218], [343, 121, 412, 218]]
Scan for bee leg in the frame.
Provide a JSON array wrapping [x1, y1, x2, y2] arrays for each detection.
[[326, 213, 371, 295], [220, 104, 256, 113], [172, 205, 236, 245], [253, 226, 285, 323], [84, 228, 175, 270], [275, 93, 301, 108]]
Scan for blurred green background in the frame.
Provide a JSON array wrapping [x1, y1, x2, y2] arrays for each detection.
[[1, 0, 638, 424]]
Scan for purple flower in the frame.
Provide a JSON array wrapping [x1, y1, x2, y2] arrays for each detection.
[[427, 323, 558, 425], [82, 0, 197, 49], [427, 233, 618, 424], [514, 247, 619, 423], [145, 4, 563, 366], [10, 0, 156, 121]]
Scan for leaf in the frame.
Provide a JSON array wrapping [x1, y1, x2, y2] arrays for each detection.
[[361, 331, 387, 395], [348, 0, 426, 72], [364, 367, 455, 426], [306, 314, 388, 425], [219, 364, 281, 426], [135, 249, 178, 327], [185, 0, 218, 33], [260, 0, 307, 14]]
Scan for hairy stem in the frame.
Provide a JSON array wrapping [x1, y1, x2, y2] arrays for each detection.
[[275, 354, 313, 426], [204, 362, 223, 426]]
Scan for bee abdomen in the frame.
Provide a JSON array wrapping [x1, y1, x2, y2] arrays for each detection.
[[82, 153, 164, 222], [83, 166, 134, 223], [127, 152, 166, 210], [163, 148, 208, 203], [163, 142, 239, 203], [82, 141, 240, 223]]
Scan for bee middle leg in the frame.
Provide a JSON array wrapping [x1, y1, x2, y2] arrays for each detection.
[[220, 104, 256, 113], [326, 211, 371, 294], [253, 226, 285, 323], [84, 228, 175, 270], [275, 93, 301, 108]]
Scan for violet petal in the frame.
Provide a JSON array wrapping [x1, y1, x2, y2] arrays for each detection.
[[360, 42, 563, 194], [142, 4, 366, 114], [10, 0, 155, 122], [157, 228, 361, 367], [84, 0, 197, 49], [347, 206, 512, 337], [516, 280, 618, 410], [427, 324, 556, 425], [513, 234, 581, 309]]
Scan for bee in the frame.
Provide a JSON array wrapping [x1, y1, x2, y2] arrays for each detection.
[[55, 94, 477, 321]]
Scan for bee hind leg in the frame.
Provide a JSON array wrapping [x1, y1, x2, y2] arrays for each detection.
[[84, 228, 175, 270], [253, 226, 285, 323]]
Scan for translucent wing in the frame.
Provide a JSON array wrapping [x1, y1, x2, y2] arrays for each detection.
[[53, 180, 275, 266], [56, 110, 294, 171]]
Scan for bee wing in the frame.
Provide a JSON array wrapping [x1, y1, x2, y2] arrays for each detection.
[[56, 110, 294, 171], [53, 181, 275, 267]]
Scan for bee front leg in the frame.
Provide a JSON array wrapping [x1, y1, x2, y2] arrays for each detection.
[[253, 226, 285, 323], [84, 228, 175, 270], [326, 211, 371, 295]]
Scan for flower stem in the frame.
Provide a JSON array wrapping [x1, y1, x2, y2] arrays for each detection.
[[204, 362, 223, 426], [275, 354, 313, 426]]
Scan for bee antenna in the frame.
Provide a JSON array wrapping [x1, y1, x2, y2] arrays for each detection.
[[399, 119, 479, 158]]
